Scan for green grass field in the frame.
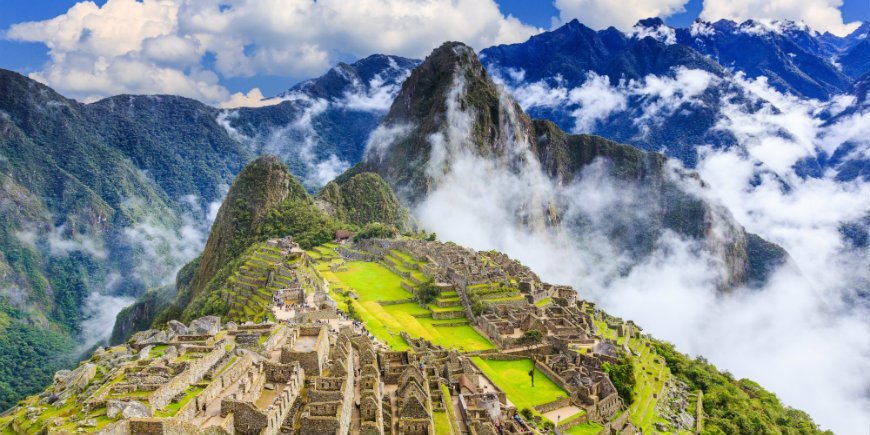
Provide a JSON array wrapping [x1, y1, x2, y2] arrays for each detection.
[[332, 261, 413, 302], [432, 411, 452, 434], [471, 357, 568, 414], [565, 422, 604, 434], [319, 257, 493, 352]]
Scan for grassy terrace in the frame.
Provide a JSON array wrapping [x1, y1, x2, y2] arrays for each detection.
[[432, 411, 452, 434], [592, 317, 673, 431], [333, 261, 411, 302], [535, 297, 552, 307], [565, 422, 604, 434], [471, 358, 568, 418], [627, 337, 671, 432], [156, 384, 205, 418], [315, 251, 493, 352]]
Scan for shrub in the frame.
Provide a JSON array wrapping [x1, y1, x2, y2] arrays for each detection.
[[602, 350, 635, 406], [414, 281, 440, 305], [354, 222, 399, 240]]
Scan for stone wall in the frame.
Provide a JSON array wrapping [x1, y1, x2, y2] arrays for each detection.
[[178, 353, 254, 421], [431, 310, 467, 320], [281, 325, 329, 376], [556, 411, 589, 430], [475, 353, 526, 361], [221, 400, 266, 434], [534, 360, 575, 393], [263, 324, 290, 352], [263, 364, 304, 435], [150, 346, 226, 410], [336, 246, 379, 262], [300, 308, 338, 322], [300, 335, 354, 435], [534, 397, 572, 413]]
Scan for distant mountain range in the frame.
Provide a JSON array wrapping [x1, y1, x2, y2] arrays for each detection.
[[481, 18, 870, 180]]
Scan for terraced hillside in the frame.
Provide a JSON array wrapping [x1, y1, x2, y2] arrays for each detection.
[[308, 243, 494, 352], [217, 241, 305, 323], [179, 239, 318, 324]]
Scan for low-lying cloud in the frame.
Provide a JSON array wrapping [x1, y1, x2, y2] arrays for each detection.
[[493, 67, 720, 135]]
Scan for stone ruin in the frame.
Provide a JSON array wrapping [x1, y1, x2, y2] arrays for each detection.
[[9, 238, 661, 435]]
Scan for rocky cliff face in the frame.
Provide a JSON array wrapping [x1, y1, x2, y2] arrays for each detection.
[[356, 41, 786, 290]]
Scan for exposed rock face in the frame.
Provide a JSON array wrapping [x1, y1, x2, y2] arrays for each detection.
[[359, 42, 540, 205], [167, 320, 189, 336], [189, 316, 221, 335], [107, 400, 152, 419], [355, 41, 787, 289], [53, 363, 96, 399], [110, 285, 176, 345]]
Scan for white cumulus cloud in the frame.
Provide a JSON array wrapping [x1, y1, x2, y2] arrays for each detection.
[[5, 0, 540, 104], [553, 0, 690, 31], [700, 0, 861, 36]]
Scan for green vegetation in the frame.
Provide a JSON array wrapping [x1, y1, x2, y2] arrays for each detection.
[[257, 198, 340, 249], [355, 222, 399, 240], [471, 357, 567, 416], [534, 297, 552, 307], [628, 342, 669, 431], [432, 411, 452, 435], [651, 340, 831, 435], [320, 257, 492, 351], [518, 329, 544, 347], [602, 350, 635, 406], [317, 172, 410, 229], [331, 262, 412, 302], [440, 383, 460, 435], [565, 422, 604, 434], [0, 301, 75, 410], [413, 281, 441, 305], [155, 384, 205, 418]]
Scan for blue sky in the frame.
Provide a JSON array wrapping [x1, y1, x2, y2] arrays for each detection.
[[1, 0, 867, 104]]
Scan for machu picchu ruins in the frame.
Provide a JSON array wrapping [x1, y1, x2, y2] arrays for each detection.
[[0, 237, 704, 434]]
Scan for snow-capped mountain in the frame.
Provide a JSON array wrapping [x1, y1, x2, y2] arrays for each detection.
[[480, 18, 870, 181]]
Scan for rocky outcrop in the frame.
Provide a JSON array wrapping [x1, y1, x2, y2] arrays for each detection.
[[52, 363, 96, 400], [107, 400, 152, 419]]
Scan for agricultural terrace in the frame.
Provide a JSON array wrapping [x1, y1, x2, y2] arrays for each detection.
[[565, 422, 605, 434], [626, 336, 672, 432], [594, 317, 673, 432], [312, 245, 493, 352]]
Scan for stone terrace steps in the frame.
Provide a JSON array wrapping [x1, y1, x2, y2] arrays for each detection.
[[221, 243, 302, 322]]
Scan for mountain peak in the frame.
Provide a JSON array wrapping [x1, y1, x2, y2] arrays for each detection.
[[382, 40, 492, 126], [360, 41, 535, 202], [635, 17, 666, 29], [185, 155, 306, 301]]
